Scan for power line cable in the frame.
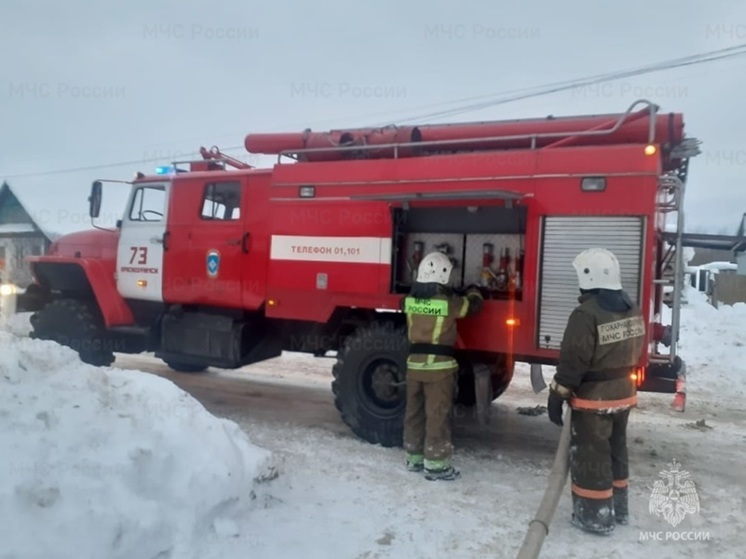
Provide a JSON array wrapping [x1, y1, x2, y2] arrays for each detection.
[[5, 43, 746, 180], [382, 43, 746, 124]]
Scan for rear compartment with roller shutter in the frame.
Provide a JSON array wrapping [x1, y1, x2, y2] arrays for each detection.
[[537, 216, 645, 350]]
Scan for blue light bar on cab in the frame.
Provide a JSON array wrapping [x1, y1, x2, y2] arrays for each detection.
[[155, 165, 174, 175]]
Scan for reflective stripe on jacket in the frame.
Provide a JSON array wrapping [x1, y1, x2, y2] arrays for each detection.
[[403, 288, 482, 372], [554, 291, 645, 412]]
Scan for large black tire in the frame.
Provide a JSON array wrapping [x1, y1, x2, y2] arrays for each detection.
[[163, 360, 208, 373], [332, 322, 408, 447], [30, 298, 115, 367], [456, 357, 515, 406]]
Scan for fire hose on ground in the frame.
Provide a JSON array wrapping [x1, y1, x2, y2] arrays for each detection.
[[515, 406, 572, 559]]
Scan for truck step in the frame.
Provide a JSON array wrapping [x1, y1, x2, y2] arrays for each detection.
[[159, 310, 282, 369]]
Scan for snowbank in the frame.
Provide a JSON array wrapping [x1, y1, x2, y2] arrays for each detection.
[[2, 311, 32, 337], [0, 333, 276, 559], [675, 287, 746, 402]]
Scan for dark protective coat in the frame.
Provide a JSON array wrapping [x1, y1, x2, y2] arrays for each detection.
[[554, 290, 645, 410], [552, 289, 645, 533]]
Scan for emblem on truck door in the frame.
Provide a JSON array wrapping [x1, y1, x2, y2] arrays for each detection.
[[206, 250, 221, 278]]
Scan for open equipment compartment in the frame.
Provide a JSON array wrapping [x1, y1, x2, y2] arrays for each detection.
[[391, 203, 527, 300]]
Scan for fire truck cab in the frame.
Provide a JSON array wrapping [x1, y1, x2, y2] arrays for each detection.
[[17, 99, 699, 447]]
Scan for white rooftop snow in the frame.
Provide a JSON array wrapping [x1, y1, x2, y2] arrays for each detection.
[[692, 261, 738, 272], [0, 223, 36, 234], [0, 184, 62, 241]]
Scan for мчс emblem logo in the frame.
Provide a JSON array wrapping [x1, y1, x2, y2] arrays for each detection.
[[206, 250, 221, 278], [648, 459, 700, 527]]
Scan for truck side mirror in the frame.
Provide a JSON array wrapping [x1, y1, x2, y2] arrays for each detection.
[[88, 180, 102, 218]]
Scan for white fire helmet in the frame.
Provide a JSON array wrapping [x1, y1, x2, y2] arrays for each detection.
[[416, 251, 453, 285], [572, 248, 622, 291]]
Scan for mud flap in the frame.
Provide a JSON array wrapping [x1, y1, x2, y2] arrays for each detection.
[[473, 364, 493, 426], [530, 363, 547, 393]]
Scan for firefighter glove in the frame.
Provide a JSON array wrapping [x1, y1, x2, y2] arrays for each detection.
[[547, 391, 565, 426], [454, 284, 479, 296], [547, 380, 572, 427], [465, 285, 482, 298]]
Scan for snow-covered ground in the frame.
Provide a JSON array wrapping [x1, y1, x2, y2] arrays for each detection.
[[0, 335, 276, 559], [1, 286, 744, 559]]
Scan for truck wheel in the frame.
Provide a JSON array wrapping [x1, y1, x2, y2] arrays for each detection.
[[30, 299, 115, 367], [456, 357, 515, 406], [332, 322, 408, 447], [163, 360, 208, 373]]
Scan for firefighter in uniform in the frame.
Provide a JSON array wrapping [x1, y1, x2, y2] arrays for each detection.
[[401, 251, 483, 481], [547, 248, 645, 534]]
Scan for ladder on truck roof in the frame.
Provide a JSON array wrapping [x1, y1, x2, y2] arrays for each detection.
[[640, 127, 701, 343], [647, 173, 688, 408], [655, 173, 689, 367], [649, 131, 701, 409], [654, 128, 702, 355]]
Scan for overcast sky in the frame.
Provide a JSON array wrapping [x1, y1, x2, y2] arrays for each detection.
[[1, 0, 745, 236]]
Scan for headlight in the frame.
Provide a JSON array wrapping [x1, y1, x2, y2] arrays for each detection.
[[0, 284, 17, 296]]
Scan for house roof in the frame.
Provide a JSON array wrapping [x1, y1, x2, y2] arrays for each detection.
[[0, 182, 60, 241]]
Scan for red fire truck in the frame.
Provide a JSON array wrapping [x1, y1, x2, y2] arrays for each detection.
[[15, 99, 699, 446]]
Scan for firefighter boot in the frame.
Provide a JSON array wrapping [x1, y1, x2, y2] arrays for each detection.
[[424, 466, 461, 481], [405, 453, 424, 473], [570, 495, 615, 535], [613, 486, 629, 525]]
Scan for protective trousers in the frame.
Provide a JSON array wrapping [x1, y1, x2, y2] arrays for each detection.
[[403, 370, 455, 471], [569, 408, 630, 533]]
